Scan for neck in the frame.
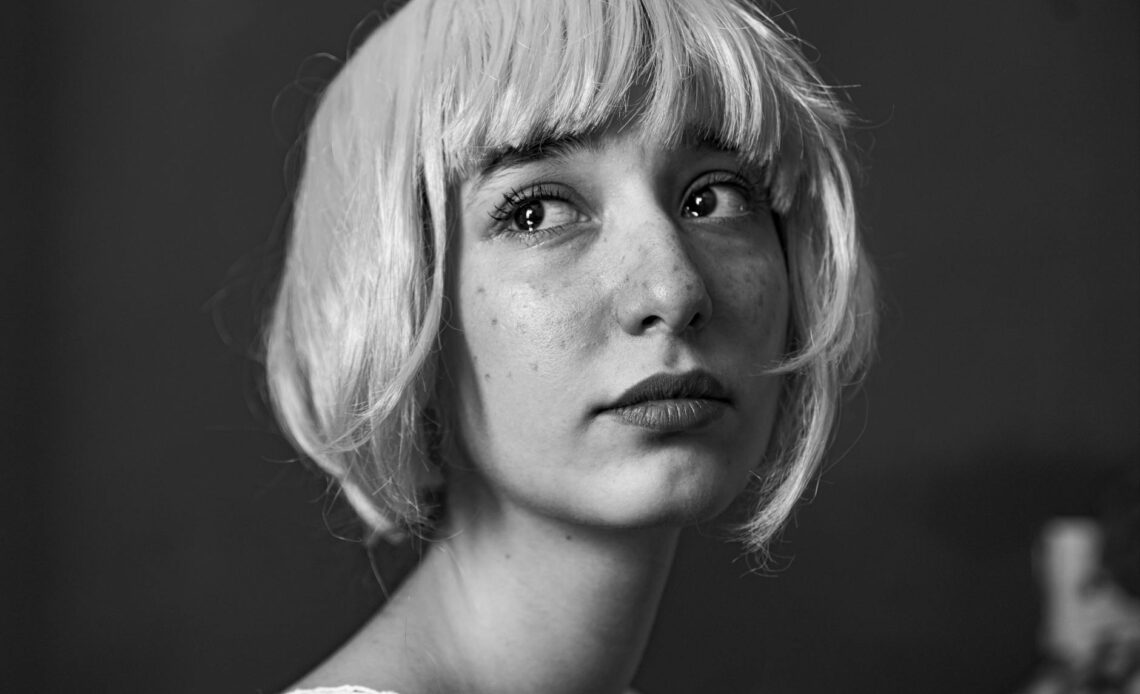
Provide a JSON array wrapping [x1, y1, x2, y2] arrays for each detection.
[[357, 473, 680, 694]]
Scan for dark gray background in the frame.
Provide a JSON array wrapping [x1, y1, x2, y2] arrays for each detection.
[[3, 1, 1137, 692]]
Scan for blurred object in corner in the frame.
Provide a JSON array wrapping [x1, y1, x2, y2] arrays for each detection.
[[1018, 468, 1140, 694]]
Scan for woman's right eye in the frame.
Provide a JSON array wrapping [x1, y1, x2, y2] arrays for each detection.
[[491, 184, 587, 238], [507, 198, 584, 233]]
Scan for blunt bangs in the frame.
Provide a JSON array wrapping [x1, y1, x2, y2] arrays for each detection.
[[412, 0, 845, 208]]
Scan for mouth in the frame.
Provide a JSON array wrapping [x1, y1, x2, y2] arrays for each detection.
[[597, 370, 732, 432]]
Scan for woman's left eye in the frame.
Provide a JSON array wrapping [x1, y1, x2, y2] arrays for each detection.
[[681, 181, 753, 220]]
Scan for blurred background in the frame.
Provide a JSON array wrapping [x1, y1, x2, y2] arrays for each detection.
[[2, 0, 1136, 692]]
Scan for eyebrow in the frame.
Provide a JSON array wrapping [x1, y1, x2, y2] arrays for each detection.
[[472, 134, 594, 189], [470, 125, 746, 189]]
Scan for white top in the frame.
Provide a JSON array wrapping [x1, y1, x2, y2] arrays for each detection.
[[287, 688, 395, 694], [289, 687, 640, 694]]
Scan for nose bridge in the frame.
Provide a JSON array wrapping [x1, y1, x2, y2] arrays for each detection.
[[615, 204, 712, 335]]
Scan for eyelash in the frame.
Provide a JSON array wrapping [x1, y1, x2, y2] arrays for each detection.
[[706, 168, 769, 203], [487, 183, 581, 243], [681, 169, 772, 222], [489, 184, 570, 223], [487, 169, 769, 239], [696, 172, 749, 199]]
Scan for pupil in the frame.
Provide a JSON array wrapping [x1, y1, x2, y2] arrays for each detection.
[[686, 188, 717, 217], [514, 201, 544, 230]]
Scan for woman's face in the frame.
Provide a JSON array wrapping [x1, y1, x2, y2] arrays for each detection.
[[442, 122, 790, 530]]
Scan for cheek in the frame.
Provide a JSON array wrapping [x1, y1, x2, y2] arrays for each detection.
[[714, 240, 790, 350], [448, 262, 608, 435], [443, 264, 609, 494]]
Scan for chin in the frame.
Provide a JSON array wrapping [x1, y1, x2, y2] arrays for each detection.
[[576, 447, 754, 530]]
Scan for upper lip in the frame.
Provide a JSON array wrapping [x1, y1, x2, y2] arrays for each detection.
[[600, 370, 732, 412]]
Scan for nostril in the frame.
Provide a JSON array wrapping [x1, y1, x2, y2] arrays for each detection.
[[690, 308, 709, 330], [685, 306, 711, 332], [639, 314, 664, 330], [635, 302, 709, 334], [614, 226, 714, 336]]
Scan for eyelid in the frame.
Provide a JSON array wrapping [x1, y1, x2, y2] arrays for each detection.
[[489, 182, 578, 223], [682, 169, 769, 214], [486, 182, 590, 244], [686, 168, 761, 195]]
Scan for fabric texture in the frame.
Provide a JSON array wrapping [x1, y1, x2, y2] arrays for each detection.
[[287, 688, 396, 694], [288, 688, 640, 694], [288, 687, 640, 694]]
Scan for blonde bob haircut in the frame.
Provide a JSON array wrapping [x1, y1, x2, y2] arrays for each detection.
[[266, 0, 876, 554]]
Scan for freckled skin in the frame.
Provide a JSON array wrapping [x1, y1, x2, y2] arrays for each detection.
[[442, 124, 789, 530]]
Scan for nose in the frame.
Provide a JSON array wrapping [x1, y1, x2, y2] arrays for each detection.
[[614, 212, 713, 336]]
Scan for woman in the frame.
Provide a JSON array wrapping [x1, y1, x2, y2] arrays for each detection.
[[268, 0, 876, 692]]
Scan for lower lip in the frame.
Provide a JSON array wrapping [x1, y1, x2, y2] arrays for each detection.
[[603, 399, 728, 432]]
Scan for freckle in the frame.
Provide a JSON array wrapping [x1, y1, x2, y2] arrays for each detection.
[[558, 339, 567, 348], [483, 372, 491, 381], [476, 286, 486, 294], [505, 553, 511, 560], [490, 317, 498, 326], [506, 370, 512, 379], [565, 534, 573, 541], [529, 362, 538, 371]]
